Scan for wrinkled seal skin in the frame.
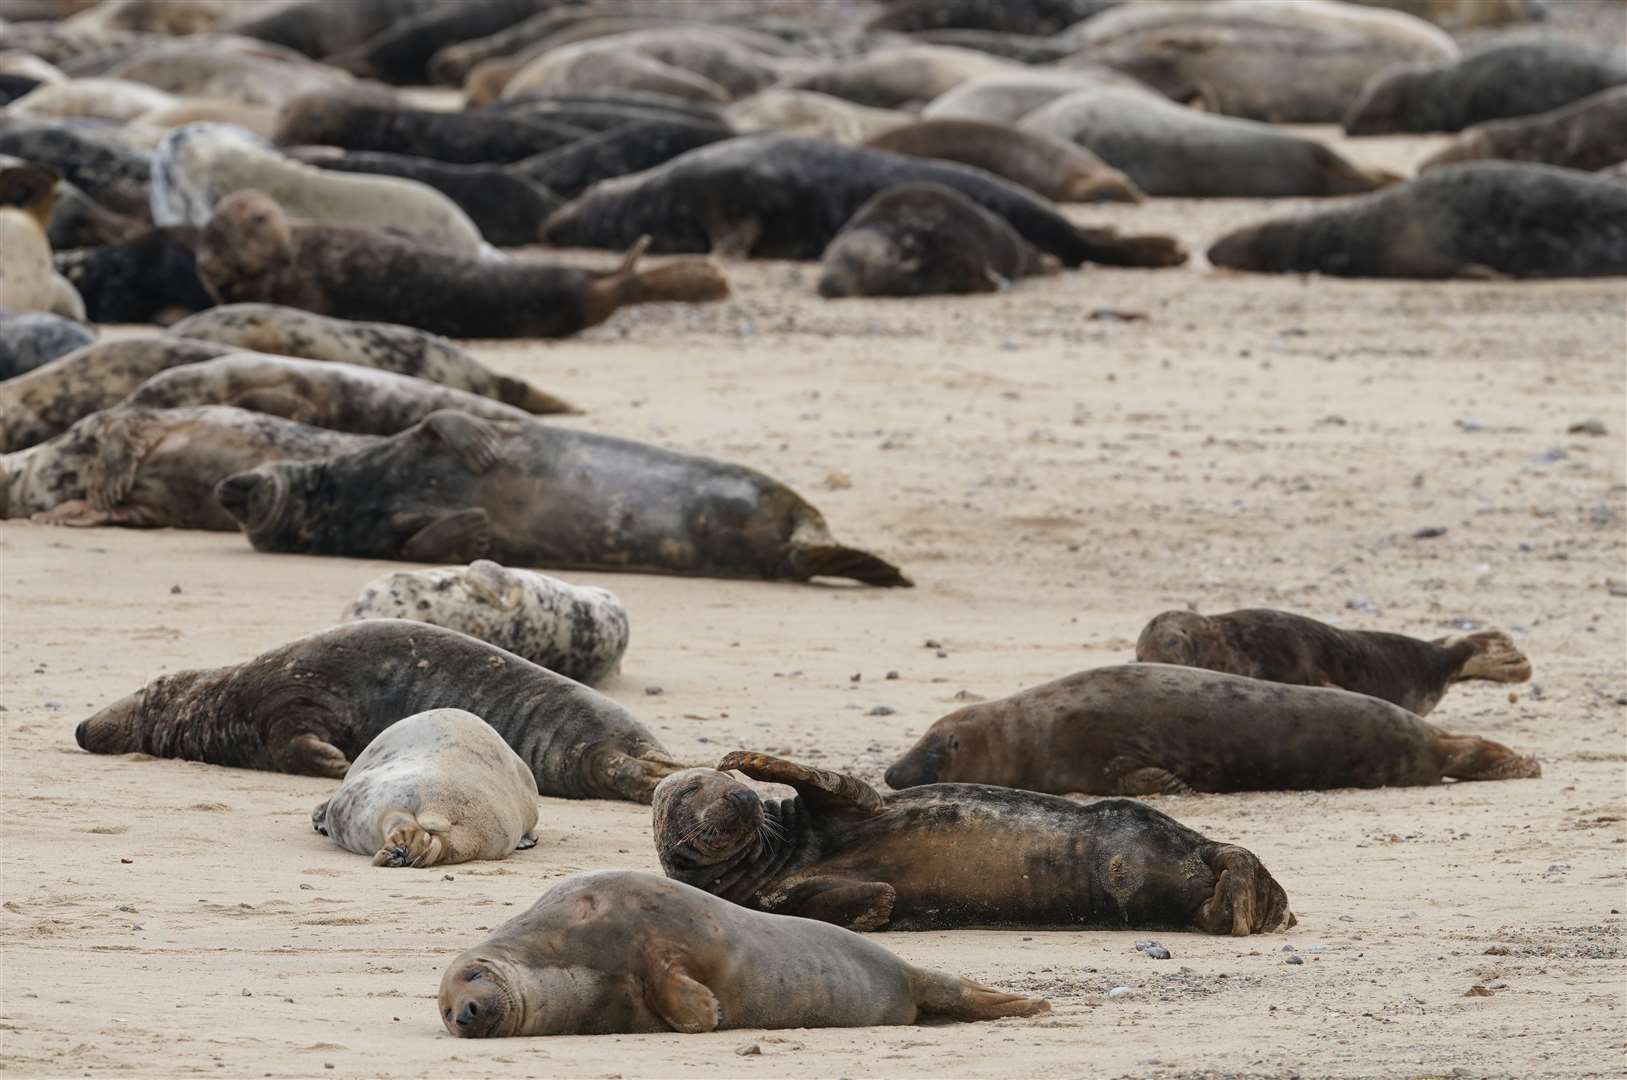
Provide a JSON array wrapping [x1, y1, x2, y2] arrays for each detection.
[[122, 353, 542, 435], [1344, 40, 1627, 135], [327, 0, 549, 85], [196, 192, 729, 339], [509, 118, 732, 200], [541, 134, 1186, 268], [0, 335, 230, 452], [884, 663, 1542, 795], [1207, 163, 1627, 279], [273, 92, 588, 165], [0, 403, 372, 528], [0, 311, 94, 380], [345, 560, 629, 685], [225, 0, 443, 59], [311, 708, 540, 869], [1135, 609, 1532, 716], [866, 118, 1142, 203], [164, 304, 571, 414], [53, 225, 213, 323], [75, 620, 683, 801], [819, 182, 1057, 298], [216, 409, 911, 587], [439, 870, 1049, 1037], [1421, 86, 1627, 173], [655, 751, 1293, 936]]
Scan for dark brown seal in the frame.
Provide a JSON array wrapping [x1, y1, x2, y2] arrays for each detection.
[[53, 224, 213, 324], [225, 0, 443, 60], [75, 619, 684, 801], [326, 0, 549, 85], [439, 870, 1049, 1037], [273, 91, 589, 165], [1135, 608, 1531, 716], [655, 751, 1293, 936], [884, 663, 1541, 795], [865, 118, 1142, 203], [195, 192, 728, 339], [508, 117, 732, 200], [214, 409, 913, 587], [870, 0, 1120, 36]]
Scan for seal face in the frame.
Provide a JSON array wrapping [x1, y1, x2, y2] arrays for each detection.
[[312, 708, 540, 868], [654, 752, 1295, 936], [438, 870, 1049, 1036]]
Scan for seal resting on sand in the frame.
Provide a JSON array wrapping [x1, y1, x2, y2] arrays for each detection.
[[0, 165, 85, 321], [312, 708, 541, 868], [75, 620, 684, 801], [439, 870, 1050, 1036], [1420, 87, 1627, 174], [884, 663, 1542, 795], [215, 409, 912, 587], [655, 751, 1293, 935], [865, 118, 1142, 202], [0, 310, 94, 380], [1135, 608, 1531, 716]]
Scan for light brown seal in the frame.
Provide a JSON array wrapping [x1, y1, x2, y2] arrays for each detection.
[[866, 118, 1142, 202], [0, 165, 85, 322]]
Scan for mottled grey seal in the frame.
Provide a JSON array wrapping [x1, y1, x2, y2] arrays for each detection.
[[312, 708, 540, 869], [1207, 163, 1627, 279], [0, 165, 85, 321], [0, 310, 94, 380], [1135, 609, 1532, 716], [326, 0, 549, 85], [224, 0, 443, 60], [655, 751, 1293, 935], [788, 45, 1013, 111], [215, 409, 913, 587], [104, 40, 356, 108], [76, 620, 684, 801], [273, 91, 588, 165], [1421, 86, 1627, 173], [0, 119, 153, 218], [344, 560, 628, 685], [52, 224, 212, 323], [439, 870, 1049, 1037], [866, 118, 1142, 202], [509, 118, 732, 199], [870, 0, 1121, 36], [196, 192, 729, 338], [884, 663, 1542, 795]]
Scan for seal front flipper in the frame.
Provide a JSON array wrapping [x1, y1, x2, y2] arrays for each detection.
[[33, 500, 151, 527], [771, 875, 896, 931], [85, 413, 163, 512], [1073, 226, 1188, 269], [229, 388, 322, 425], [786, 540, 913, 587], [311, 800, 331, 836], [1195, 843, 1295, 937], [717, 751, 883, 816], [594, 745, 689, 804], [515, 832, 538, 851], [399, 509, 492, 563], [279, 732, 351, 779], [420, 410, 501, 473], [1437, 732, 1541, 781], [641, 946, 721, 1033], [1105, 757, 1194, 796], [906, 968, 1050, 1021], [1438, 630, 1532, 684]]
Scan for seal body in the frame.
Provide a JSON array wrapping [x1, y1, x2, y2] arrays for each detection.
[[273, 92, 587, 165], [884, 663, 1542, 795], [0, 311, 94, 380], [1420, 86, 1627, 173], [438, 870, 1049, 1037], [1135, 608, 1532, 716], [53, 224, 214, 323], [870, 0, 1119, 36], [326, 0, 548, 85], [921, 67, 1150, 124], [1207, 163, 1627, 279], [75, 620, 683, 801], [0, 120, 152, 218], [312, 708, 540, 868], [0, 165, 85, 321], [225, 0, 442, 59], [215, 409, 913, 587], [509, 118, 732, 199], [345, 560, 629, 685], [655, 752, 1293, 936], [788, 45, 1013, 110], [866, 118, 1141, 202]]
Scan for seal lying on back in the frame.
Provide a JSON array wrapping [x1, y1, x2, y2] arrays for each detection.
[[196, 192, 729, 338], [1420, 87, 1627, 174], [345, 560, 628, 685], [1207, 163, 1627, 279], [273, 92, 587, 165], [865, 119, 1142, 203], [216, 409, 912, 587], [312, 708, 540, 868], [818, 183, 1057, 298], [884, 663, 1542, 796], [0, 310, 94, 380], [76, 620, 684, 801], [164, 304, 571, 414], [655, 751, 1293, 935], [540, 134, 1186, 267], [1, 404, 371, 528], [1135, 609, 1531, 716], [439, 870, 1049, 1037]]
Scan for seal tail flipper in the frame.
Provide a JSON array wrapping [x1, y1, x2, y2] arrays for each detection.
[[1195, 843, 1294, 937], [597, 747, 693, 804], [1064, 170, 1145, 205], [787, 541, 913, 587], [373, 813, 452, 868], [495, 375, 579, 415], [908, 969, 1050, 1022], [1438, 733, 1541, 781], [1439, 630, 1533, 684], [1073, 226, 1188, 268]]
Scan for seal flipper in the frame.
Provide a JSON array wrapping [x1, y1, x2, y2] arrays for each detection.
[[279, 733, 350, 779], [1194, 843, 1294, 937], [595, 747, 689, 804], [420, 411, 501, 473], [1438, 630, 1532, 684], [85, 413, 163, 513], [1073, 226, 1188, 269], [229, 388, 322, 426], [1437, 732, 1541, 781], [906, 968, 1050, 1021], [1105, 756, 1194, 796], [311, 800, 330, 836], [495, 374, 578, 415], [33, 500, 151, 527], [771, 875, 896, 931], [641, 947, 721, 1033], [515, 833, 538, 851], [717, 751, 884, 816], [786, 540, 913, 587], [400, 509, 492, 563]]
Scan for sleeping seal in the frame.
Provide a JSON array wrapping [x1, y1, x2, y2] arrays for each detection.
[[0, 165, 85, 321], [325, 0, 549, 85], [312, 708, 540, 869], [508, 118, 732, 200], [52, 224, 212, 323], [1420, 86, 1627, 173], [273, 92, 588, 165], [866, 118, 1142, 202], [655, 751, 1293, 935], [439, 870, 1048, 1037]]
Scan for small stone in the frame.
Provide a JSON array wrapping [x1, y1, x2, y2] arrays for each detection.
[[1346, 598, 1378, 613], [1567, 418, 1607, 436], [885, 670, 899, 680], [442, 874, 454, 881], [924, 639, 942, 649], [1284, 955, 1304, 965], [116, 905, 137, 914], [1411, 526, 1447, 539], [850, 673, 861, 683], [241, 989, 252, 997], [1106, 986, 1131, 999], [1483, 945, 1510, 956], [1281, 944, 1297, 952], [867, 706, 895, 716], [1142, 945, 1170, 960], [170, 584, 183, 594], [935, 649, 948, 659], [735, 1043, 762, 1056], [644, 686, 663, 696], [299, 883, 313, 890], [1464, 985, 1493, 997], [119, 858, 133, 864]]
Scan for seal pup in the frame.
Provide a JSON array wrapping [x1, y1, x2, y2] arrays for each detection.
[[76, 620, 684, 801], [1207, 162, 1627, 279], [273, 92, 588, 165], [655, 752, 1293, 935], [164, 304, 572, 414], [0, 165, 86, 321], [344, 560, 629, 685], [1420, 86, 1627, 174], [885, 663, 1542, 796], [819, 183, 1058, 298], [1345, 40, 1627, 135], [53, 224, 212, 324], [1135, 609, 1532, 716], [196, 193, 729, 339], [1, 403, 372, 528], [866, 119, 1142, 202], [508, 118, 732, 200], [0, 310, 94, 380], [311, 708, 540, 869], [439, 870, 1049, 1037], [121, 353, 547, 434], [215, 409, 913, 587]]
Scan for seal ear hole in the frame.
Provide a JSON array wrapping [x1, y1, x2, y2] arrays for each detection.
[[946, 735, 960, 751]]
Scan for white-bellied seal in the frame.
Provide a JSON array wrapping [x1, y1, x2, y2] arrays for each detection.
[[866, 118, 1141, 202], [215, 409, 913, 587], [196, 192, 728, 338], [273, 91, 588, 165], [1135, 609, 1532, 716], [1, 403, 373, 528], [0, 165, 85, 322], [345, 560, 628, 685], [0, 310, 94, 380], [655, 751, 1293, 935], [819, 182, 1058, 298], [1344, 40, 1627, 135], [312, 708, 540, 869], [1420, 86, 1627, 173], [76, 620, 684, 801], [439, 870, 1049, 1037], [1207, 162, 1627, 279], [164, 304, 573, 414], [884, 663, 1542, 795]]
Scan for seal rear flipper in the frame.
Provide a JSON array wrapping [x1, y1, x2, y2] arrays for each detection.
[[278, 733, 351, 779], [33, 500, 152, 528], [1073, 226, 1188, 269], [717, 751, 884, 816], [228, 388, 323, 426], [1194, 843, 1294, 937], [595, 747, 691, 804], [586, 238, 729, 329], [1437, 732, 1541, 781], [372, 817, 450, 868], [400, 509, 492, 563], [496, 374, 579, 415], [641, 948, 721, 1034], [772, 875, 896, 931], [1439, 630, 1532, 684], [85, 415, 164, 513], [420, 410, 502, 473], [786, 541, 913, 587], [311, 800, 331, 836], [1109, 762, 1195, 797], [906, 968, 1049, 1022], [515, 832, 538, 851]]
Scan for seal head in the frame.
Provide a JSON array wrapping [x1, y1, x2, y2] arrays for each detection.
[[652, 768, 767, 878]]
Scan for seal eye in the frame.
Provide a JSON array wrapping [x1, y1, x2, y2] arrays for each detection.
[[1165, 636, 1181, 650], [946, 735, 960, 752], [465, 970, 483, 983]]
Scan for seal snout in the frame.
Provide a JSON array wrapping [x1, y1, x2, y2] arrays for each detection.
[[77, 690, 144, 754], [439, 960, 514, 1039]]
